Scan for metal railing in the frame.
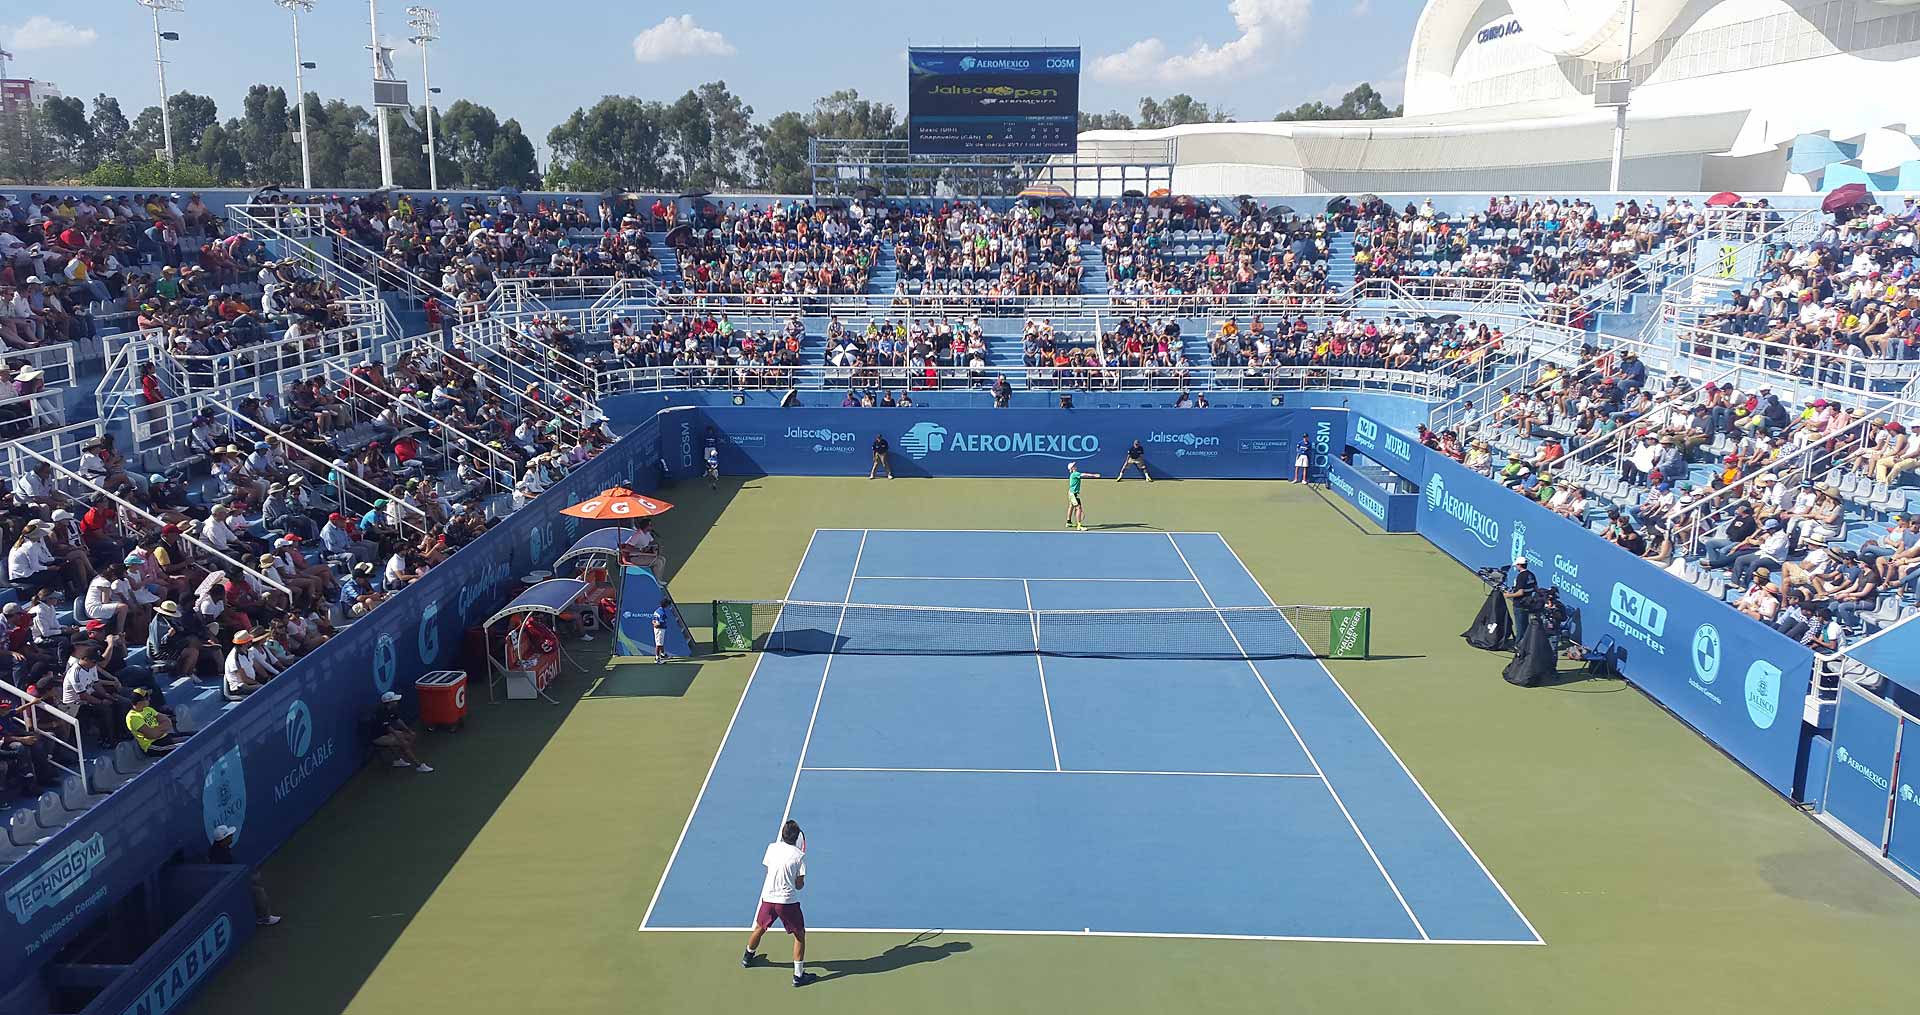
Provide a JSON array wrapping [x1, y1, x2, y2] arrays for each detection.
[[7, 445, 291, 597], [128, 360, 334, 448], [225, 204, 382, 320], [0, 679, 84, 783], [196, 396, 432, 539], [314, 359, 523, 495], [593, 360, 1457, 400], [1676, 398, 1911, 558], [327, 229, 459, 309]]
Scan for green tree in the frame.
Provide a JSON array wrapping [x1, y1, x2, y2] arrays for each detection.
[[1079, 110, 1137, 131], [757, 89, 902, 194], [1137, 95, 1230, 129], [1275, 83, 1402, 122], [194, 122, 248, 184], [89, 95, 133, 166], [545, 96, 673, 190], [37, 96, 93, 174], [487, 119, 538, 189], [235, 85, 298, 184]]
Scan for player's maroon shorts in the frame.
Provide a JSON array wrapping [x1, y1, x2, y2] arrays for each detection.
[[754, 901, 805, 934]]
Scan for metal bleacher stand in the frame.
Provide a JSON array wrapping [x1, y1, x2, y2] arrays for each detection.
[[7, 444, 294, 603]]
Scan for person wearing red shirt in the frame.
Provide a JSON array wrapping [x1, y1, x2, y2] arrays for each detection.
[[139, 364, 164, 406]]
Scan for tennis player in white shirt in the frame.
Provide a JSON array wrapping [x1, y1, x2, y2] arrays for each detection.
[[741, 819, 812, 987]]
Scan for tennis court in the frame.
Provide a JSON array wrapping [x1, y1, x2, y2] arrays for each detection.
[[641, 528, 1540, 943]]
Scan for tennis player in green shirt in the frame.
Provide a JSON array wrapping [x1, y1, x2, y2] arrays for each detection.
[[1066, 462, 1100, 530]]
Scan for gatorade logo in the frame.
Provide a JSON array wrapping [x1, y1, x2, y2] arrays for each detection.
[[454, 685, 467, 711], [418, 602, 441, 665]]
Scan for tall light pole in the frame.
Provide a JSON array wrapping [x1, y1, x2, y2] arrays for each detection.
[[1607, 0, 1639, 192], [407, 5, 440, 191], [368, 0, 395, 188], [136, 0, 185, 167], [276, 0, 316, 189]]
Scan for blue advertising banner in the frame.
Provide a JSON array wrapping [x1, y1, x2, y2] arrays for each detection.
[[1347, 414, 1815, 795], [1821, 689, 1902, 848], [699, 407, 1345, 481], [1347, 412, 1424, 478], [0, 417, 665, 987], [908, 47, 1080, 155], [1888, 717, 1920, 879], [77, 866, 255, 1015], [1326, 457, 1418, 532]]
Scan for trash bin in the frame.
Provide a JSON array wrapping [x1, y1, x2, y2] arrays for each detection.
[[416, 670, 469, 731]]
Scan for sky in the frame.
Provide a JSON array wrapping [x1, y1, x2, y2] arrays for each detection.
[[1, 1, 1422, 165]]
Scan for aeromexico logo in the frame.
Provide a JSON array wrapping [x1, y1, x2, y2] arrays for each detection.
[[5, 833, 107, 925], [899, 421, 1099, 462], [1832, 745, 1889, 792], [1423, 474, 1500, 548]]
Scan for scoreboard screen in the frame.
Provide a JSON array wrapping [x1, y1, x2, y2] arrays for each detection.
[[907, 47, 1080, 156]]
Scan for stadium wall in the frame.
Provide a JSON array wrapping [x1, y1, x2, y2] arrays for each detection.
[[642, 407, 1348, 481], [0, 412, 677, 1011], [1340, 412, 1817, 797]]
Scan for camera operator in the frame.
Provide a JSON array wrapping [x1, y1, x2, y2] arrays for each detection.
[[1504, 556, 1538, 641], [1533, 586, 1569, 645]]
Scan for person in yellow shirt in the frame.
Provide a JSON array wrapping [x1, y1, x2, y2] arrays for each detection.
[[125, 688, 184, 754]]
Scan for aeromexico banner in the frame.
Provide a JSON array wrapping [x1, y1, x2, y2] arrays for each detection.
[[696, 407, 1345, 480], [1345, 411, 1815, 796], [0, 418, 664, 986], [1821, 687, 1903, 850]]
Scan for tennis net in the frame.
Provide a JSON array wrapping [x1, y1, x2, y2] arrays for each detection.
[[710, 600, 1370, 660]]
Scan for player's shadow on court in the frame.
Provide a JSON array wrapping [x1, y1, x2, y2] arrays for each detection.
[[814, 933, 972, 981]]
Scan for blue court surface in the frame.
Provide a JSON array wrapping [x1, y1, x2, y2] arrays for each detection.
[[641, 530, 1541, 944]]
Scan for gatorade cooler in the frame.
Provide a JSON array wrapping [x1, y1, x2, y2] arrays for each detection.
[[416, 670, 469, 731]]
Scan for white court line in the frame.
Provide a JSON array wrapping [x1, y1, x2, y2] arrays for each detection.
[[1165, 532, 1430, 942], [633, 925, 1541, 946], [1212, 536, 1545, 945], [851, 576, 1199, 583], [779, 530, 868, 828], [640, 529, 822, 931], [804, 766, 1320, 779], [1024, 578, 1063, 771]]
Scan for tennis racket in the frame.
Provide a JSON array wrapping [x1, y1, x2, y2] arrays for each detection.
[[797, 830, 807, 855]]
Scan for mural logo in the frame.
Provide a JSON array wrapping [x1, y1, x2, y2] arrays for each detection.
[[284, 700, 312, 759], [901, 422, 950, 460], [1690, 624, 1722, 685], [1744, 659, 1783, 729], [5, 833, 107, 925], [202, 746, 247, 847], [373, 633, 398, 694]]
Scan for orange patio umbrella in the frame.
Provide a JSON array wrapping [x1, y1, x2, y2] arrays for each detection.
[[560, 487, 675, 519]]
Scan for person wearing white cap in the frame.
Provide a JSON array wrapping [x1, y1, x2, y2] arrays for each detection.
[[1504, 556, 1539, 643], [44, 508, 94, 589], [207, 826, 281, 926], [372, 691, 433, 773]]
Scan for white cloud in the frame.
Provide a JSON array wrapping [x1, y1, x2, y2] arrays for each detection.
[[4, 16, 98, 51], [1094, 0, 1311, 83], [630, 14, 735, 64]]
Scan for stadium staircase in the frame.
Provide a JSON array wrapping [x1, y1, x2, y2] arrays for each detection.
[[646, 234, 684, 288], [987, 325, 1029, 366], [1079, 243, 1111, 295], [1327, 232, 1358, 290], [866, 242, 899, 295]]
